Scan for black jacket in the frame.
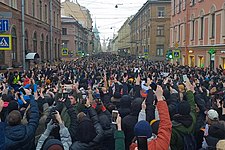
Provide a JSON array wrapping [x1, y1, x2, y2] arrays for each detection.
[[206, 121, 225, 149], [5, 96, 39, 150], [122, 98, 142, 150], [70, 107, 104, 150]]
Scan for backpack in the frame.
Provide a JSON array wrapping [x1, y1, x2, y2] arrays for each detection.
[[182, 133, 197, 150], [177, 131, 197, 150]]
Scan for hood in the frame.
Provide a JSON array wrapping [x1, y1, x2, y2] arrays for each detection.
[[98, 113, 111, 130], [130, 98, 142, 116], [120, 95, 131, 108], [173, 114, 193, 128], [77, 116, 96, 143], [5, 125, 26, 141], [209, 121, 225, 139]]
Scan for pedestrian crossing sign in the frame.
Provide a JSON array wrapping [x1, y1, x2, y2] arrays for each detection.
[[62, 48, 68, 56], [0, 34, 12, 50]]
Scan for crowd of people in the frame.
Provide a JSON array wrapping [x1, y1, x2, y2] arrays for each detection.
[[0, 54, 225, 150]]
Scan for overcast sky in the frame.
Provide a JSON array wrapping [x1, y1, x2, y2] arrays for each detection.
[[61, 0, 148, 42]]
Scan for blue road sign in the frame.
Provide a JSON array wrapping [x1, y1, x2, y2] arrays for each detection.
[[0, 19, 9, 32], [0, 35, 12, 50]]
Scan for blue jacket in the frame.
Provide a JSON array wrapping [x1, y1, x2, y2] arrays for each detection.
[[5, 96, 39, 150], [0, 122, 5, 150]]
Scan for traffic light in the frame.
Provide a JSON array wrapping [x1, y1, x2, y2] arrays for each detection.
[[166, 50, 173, 60]]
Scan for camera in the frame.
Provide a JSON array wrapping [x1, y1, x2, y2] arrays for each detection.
[[50, 106, 58, 123]]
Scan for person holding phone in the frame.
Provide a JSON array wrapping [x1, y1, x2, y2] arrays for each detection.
[[130, 85, 172, 150]]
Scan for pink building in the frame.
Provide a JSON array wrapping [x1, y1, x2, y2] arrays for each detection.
[[170, 0, 225, 69], [0, 0, 61, 69]]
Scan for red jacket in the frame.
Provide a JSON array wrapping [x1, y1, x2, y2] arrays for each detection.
[[130, 101, 172, 150]]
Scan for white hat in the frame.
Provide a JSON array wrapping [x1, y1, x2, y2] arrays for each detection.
[[207, 109, 219, 121]]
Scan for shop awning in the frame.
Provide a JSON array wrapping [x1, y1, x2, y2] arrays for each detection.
[[25, 53, 40, 60]]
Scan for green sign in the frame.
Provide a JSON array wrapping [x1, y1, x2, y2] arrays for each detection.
[[166, 50, 173, 60], [208, 48, 215, 55]]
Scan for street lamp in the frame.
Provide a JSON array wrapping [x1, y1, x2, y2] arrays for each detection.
[[115, 4, 123, 8]]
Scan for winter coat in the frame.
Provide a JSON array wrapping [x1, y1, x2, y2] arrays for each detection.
[[114, 130, 125, 150], [205, 121, 225, 149], [122, 98, 142, 150], [5, 96, 39, 150], [0, 122, 5, 150], [130, 101, 172, 150], [98, 110, 115, 150], [118, 95, 131, 118], [70, 107, 104, 150], [170, 90, 197, 150]]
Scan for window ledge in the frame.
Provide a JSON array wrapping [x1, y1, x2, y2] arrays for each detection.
[[209, 37, 215, 39]]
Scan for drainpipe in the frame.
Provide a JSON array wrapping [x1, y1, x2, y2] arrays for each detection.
[[50, 0, 53, 62], [22, 0, 26, 70]]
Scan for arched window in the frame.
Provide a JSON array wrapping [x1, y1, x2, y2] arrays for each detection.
[[33, 31, 37, 52], [210, 5, 216, 38], [191, 14, 195, 40], [199, 10, 204, 40], [58, 39, 60, 60], [40, 34, 44, 61], [55, 39, 57, 60], [11, 27, 17, 62], [46, 35, 49, 61], [39, 0, 42, 20], [25, 30, 28, 53]]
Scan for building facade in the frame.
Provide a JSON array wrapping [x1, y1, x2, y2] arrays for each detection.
[[61, 0, 94, 54], [170, 0, 225, 68], [112, 35, 118, 53], [61, 16, 88, 59], [129, 0, 171, 61], [117, 17, 132, 55], [0, 0, 61, 68]]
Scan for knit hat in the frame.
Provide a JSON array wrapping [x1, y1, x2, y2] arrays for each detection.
[[207, 109, 219, 121], [134, 120, 152, 138], [178, 101, 191, 115], [42, 139, 63, 150]]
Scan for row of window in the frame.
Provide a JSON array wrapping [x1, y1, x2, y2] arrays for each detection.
[[131, 6, 166, 32], [173, 0, 204, 15], [10, 27, 60, 62], [173, 5, 224, 43], [6, 0, 60, 28]]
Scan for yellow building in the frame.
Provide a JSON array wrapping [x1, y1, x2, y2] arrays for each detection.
[[117, 17, 132, 55], [61, 0, 93, 54]]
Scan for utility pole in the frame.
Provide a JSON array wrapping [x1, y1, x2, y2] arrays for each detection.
[[185, 1, 189, 66], [50, 0, 53, 62], [22, 0, 26, 70]]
